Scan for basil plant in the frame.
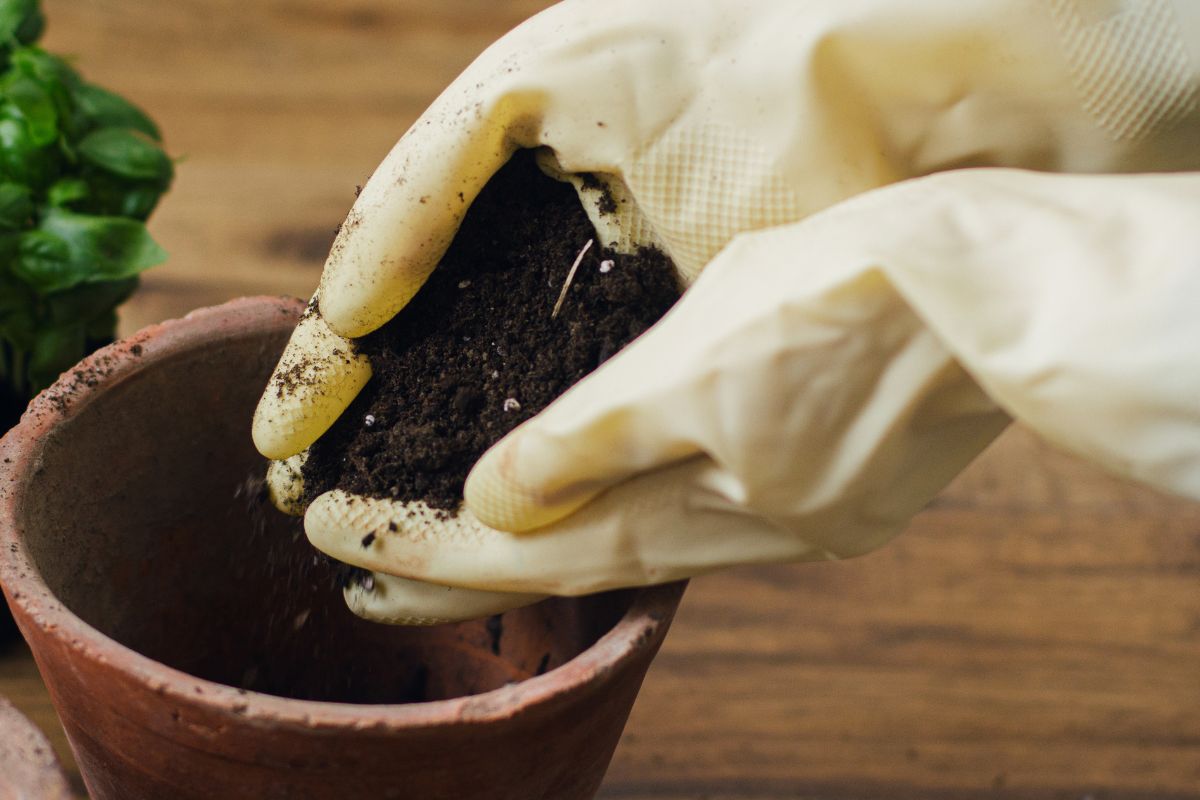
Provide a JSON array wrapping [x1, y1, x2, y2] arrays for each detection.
[[0, 0, 172, 429]]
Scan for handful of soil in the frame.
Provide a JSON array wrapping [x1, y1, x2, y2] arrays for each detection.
[[302, 150, 680, 512]]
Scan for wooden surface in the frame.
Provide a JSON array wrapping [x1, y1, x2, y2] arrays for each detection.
[[2, 2, 1198, 797]]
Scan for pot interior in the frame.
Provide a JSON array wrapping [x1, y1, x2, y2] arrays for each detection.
[[16, 322, 629, 703]]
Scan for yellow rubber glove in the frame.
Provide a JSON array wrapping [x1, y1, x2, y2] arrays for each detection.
[[253, 0, 1200, 623], [307, 170, 1200, 599]]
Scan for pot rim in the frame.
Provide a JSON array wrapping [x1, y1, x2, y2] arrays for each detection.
[[0, 296, 685, 732]]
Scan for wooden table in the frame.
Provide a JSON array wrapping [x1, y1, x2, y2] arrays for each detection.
[[2, 2, 1198, 797]]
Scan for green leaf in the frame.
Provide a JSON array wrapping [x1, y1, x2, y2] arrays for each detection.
[[77, 127, 172, 184], [46, 176, 86, 206], [13, 227, 68, 288], [0, 0, 43, 46], [83, 308, 117, 344], [13, 208, 166, 293], [0, 116, 57, 187], [14, 9, 43, 45], [8, 48, 79, 91], [27, 323, 85, 393], [0, 181, 31, 229], [2, 74, 57, 145], [45, 276, 137, 326], [71, 169, 164, 220], [73, 83, 160, 141], [0, 269, 36, 349]]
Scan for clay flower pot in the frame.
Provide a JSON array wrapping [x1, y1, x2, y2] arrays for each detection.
[[0, 297, 685, 800], [0, 693, 72, 799]]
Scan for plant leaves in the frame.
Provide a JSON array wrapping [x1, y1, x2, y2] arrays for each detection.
[[46, 176, 86, 207], [2, 73, 57, 145], [45, 276, 138, 326], [73, 83, 160, 141], [0, 22, 172, 407], [83, 308, 117, 343], [72, 170, 164, 220], [77, 127, 172, 184], [0, 266, 36, 349], [0, 181, 31, 229], [27, 322, 84, 393], [8, 48, 79, 92], [0, 116, 57, 187], [0, 0, 43, 47], [12, 227, 68, 288], [13, 208, 166, 293]]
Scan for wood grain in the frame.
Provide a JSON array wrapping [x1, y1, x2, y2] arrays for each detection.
[[2, 2, 1197, 798]]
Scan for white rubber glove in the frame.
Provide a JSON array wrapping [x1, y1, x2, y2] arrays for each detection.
[[307, 169, 1200, 600], [252, 0, 1200, 622]]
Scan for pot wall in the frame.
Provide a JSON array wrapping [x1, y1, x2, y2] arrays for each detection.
[[0, 297, 684, 800]]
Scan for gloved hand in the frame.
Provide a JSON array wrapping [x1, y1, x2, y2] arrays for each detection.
[[253, 0, 1200, 623]]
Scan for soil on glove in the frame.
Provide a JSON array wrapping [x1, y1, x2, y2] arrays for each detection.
[[302, 150, 680, 511]]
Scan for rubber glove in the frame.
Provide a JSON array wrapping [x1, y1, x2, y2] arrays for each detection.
[[252, 0, 1200, 622], [306, 169, 1200, 606]]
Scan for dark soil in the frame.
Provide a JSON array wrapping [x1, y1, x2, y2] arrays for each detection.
[[302, 150, 680, 511]]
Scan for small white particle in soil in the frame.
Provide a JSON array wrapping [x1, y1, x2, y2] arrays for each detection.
[[503, 397, 521, 412], [364, 414, 376, 427], [490, 370, 499, 379], [458, 280, 471, 289], [599, 259, 614, 273]]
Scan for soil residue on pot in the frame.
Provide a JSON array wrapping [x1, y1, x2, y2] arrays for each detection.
[[301, 149, 680, 511]]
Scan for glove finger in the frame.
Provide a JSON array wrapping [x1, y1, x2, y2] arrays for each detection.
[[463, 290, 709, 533], [304, 462, 827, 597], [316, 71, 524, 339], [534, 150, 663, 256], [265, 451, 308, 516], [465, 183, 1025, 535], [267, 460, 542, 624], [344, 572, 545, 626], [316, 0, 689, 338], [252, 306, 371, 460]]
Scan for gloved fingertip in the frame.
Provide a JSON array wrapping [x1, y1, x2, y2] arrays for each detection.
[[316, 209, 443, 340], [464, 438, 600, 533], [315, 277, 398, 340], [344, 571, 545, 626], [251, 408, 300, 462], [253, 311, 373, 459], [265, 453, 308, 516], [344, 579, 454, 626]]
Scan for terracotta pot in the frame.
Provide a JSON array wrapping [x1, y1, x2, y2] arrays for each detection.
[[0, 297, 685, 800], [0, 693, 72, 799]]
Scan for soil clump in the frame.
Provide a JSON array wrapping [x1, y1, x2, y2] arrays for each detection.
[[302, 150, 680, 511]]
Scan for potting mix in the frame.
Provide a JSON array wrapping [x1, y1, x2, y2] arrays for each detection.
[[301, 150, 681, 513]]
